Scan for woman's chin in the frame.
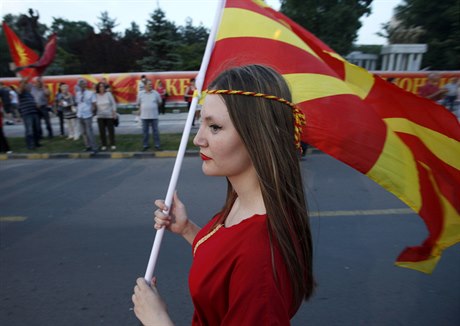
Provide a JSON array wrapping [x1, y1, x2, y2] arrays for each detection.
[[201, 163, 219, 177]]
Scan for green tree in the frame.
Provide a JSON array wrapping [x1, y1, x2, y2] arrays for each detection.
[[280, 0, 372, 55], [176, 18, 209, 70], [1, 7, 213, 75], [138, 8, 182, 71], [50, 18, 94, 55], [96, 11, 119, 38], [124, 22, 143, 40], [122, 22, 147, 72], [389, 0, 460, 69], [49, 18, 95, 74]]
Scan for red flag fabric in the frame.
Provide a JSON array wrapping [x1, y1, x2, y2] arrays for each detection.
[[29, 33, 57, 76], [2, 22, 40, 78], [203, 0, 460, 273]]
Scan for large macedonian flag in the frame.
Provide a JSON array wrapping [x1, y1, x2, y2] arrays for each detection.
[[203, 0, 460, 273]]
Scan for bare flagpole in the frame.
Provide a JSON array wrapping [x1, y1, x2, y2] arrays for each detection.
[[144, 0, 227, 283]]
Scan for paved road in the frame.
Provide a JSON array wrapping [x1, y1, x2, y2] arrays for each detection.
[[1, 156, 459, 325]]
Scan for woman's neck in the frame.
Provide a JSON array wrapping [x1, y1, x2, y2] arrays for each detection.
[[226, 167, 266, 227]]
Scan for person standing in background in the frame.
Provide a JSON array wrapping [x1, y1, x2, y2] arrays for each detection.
[[95, 82, 117, 151], [54, 83, 66, 137], [418, 73, 447, 101], [31, 77, 53, 139], [56, 83, 78, 140], [138, 75, 147, 94], [156, 80, 167, 115], [76, 79, 98, 154], [0, 82, 14, 125], [9, 86, 21, 124], [137, 79, 162, 151], [17, 77, 41, 150], [441, 77, 459, 112], [0, 99, 12, 153], [134, 75, 148, 127], [184, 78, 198, 126], [101, 77, 112, 92]]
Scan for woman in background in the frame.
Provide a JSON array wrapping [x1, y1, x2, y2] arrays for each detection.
[[94, 82, 117, 151], [56, 83, 78, 140]]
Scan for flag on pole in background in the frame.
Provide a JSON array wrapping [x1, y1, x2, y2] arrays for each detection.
[[28, 33, 58, 76], [203, 0, 460, 273], [2, 22, 40, 78]]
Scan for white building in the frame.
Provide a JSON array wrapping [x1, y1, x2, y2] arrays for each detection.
[[380, 44, 427, 71], [346, 51, 378, 70]]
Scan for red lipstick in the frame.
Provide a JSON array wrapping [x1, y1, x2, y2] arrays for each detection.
[[200, 153, 212, 161]]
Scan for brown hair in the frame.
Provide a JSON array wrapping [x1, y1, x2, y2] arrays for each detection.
[[209, 64, 315, 305]]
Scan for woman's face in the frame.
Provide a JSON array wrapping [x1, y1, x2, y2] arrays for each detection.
[[98, 84, 105, 92], [193, 95, 253, 178]]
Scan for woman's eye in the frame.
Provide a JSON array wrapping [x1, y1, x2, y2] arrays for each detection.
[[210, 124, 222, 133]]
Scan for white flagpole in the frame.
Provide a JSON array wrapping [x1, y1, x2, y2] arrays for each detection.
[[144, 0, 227, 283]]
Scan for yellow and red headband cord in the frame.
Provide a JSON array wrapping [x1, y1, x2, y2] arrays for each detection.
[[201, 89, 306, 150]]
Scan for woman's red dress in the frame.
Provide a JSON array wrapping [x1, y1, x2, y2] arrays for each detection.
[[189, 214, 295, 325]]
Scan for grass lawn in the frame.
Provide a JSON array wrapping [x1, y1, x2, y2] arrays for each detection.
[[6, 133, 196, 153]]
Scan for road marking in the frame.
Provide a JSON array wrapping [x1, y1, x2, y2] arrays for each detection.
[[111, 152, 133, 159], [310, 208, 414, 217], [155, 151, 178, 158], [0, 216, 28, 222]]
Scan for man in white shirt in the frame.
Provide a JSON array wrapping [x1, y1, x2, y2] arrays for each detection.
[[137, 79, 162, 151]]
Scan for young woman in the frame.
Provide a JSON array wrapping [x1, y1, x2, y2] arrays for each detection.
[[132, 65, 315, 325]]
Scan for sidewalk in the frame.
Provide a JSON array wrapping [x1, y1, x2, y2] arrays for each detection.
[[1, 112, 200, 159], [3, 112, 190, 137]]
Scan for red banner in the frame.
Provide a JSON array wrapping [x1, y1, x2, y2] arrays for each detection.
[[377, 71, 460, 94], [0, 71, 197, 105], [0, 71, 458, 106]]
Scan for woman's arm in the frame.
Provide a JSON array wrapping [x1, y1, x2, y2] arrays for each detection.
[[180, 220, 201, 245]]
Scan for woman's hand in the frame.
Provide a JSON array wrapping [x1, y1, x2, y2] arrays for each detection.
[[154, 192, 201, 245], [132, 277, 173, 326], [154, 192, 189, 235]]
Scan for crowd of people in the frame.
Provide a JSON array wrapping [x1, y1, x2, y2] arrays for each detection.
[[0, 75, 199, 154]]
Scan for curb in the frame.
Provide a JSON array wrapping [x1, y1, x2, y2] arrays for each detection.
[[0, 148, 321, 160], [0, 150, 201, 160]]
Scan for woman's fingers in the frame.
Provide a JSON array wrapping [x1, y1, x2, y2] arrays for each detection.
[[154, 199, 168, 211], [154, 209, 173, 229]]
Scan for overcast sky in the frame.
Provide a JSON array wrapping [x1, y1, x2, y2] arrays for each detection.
[[1, 0, 401, 45]]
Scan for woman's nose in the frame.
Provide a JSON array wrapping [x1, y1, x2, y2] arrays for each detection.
[[193, 126, 207, 147]]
